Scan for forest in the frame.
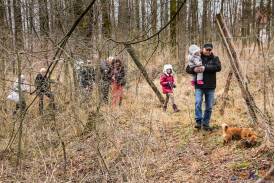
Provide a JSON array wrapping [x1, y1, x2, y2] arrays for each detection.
[[0, 0, 274, 182]]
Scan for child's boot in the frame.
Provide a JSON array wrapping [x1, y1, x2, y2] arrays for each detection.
[[163, 105, 167, 112], [173, 104, 180, 112]]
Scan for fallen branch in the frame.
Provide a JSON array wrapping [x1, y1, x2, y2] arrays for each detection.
[[125, 44, 165, 104], [216, 13, 273, 147]]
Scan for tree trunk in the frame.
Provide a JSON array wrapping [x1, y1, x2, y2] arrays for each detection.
[[241, 0, 251, 47], [141, 0, 146, 32], [39, 0, 49, 34], [11, 0, 23, 72], [118, 0, 129, 74], [118, 0, 130, 41], [20, 0, 28, 50], [16, 53, 23, 167], [125, 44, 165, 104], [0, 55, 6, 113], [151, 0, 157, 34], [86, 5, 94, 38], [252, 0, 256, 44], [170, 0, 177, 50], [202, 0, 208, 44], [220, 0, 225, 14], [101, 0, 111, 38], [135, 0, 140, 30], [46, 0, 53, 33], [14, 0, 23, 47], [190, 0, 198, 42], [32, 0, 40, 34], [3, 0, 11, 28], [110, 0, 115, 32], [177, 0, 187, 73], [266, 0, 273, 45], [0, 0, 5, 26]]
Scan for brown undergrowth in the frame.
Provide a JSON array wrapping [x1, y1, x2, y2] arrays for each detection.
[[0, 44, 273, 182]]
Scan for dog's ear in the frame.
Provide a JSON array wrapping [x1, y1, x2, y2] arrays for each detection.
[[222, 123, 228, 130]]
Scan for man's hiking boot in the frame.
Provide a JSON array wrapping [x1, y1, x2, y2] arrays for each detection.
[[194, 123, 201, 129], [202, 125, 213, 131], [172, 104, 180, 112], [163, 105, 167, 112]]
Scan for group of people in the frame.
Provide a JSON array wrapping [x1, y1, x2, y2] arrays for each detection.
[[78, 59, 96, 95], [99, 57, 126, 106], [7, 42, 221, 131], [7, 57, 127, 116], [7, 68, 56, 116], [76, 56, 126, 106], [160, 43, 221, 131]]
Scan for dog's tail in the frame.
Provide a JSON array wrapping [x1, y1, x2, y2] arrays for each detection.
[[222, 123, 229, 133]]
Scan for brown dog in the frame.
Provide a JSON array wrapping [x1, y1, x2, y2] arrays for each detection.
[[222, 124, 257, 146]]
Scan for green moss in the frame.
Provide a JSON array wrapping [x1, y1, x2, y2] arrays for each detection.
[[230, 161, 250, 170]]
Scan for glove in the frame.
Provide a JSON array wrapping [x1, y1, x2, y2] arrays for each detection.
[[167, 82, 173, 88], [173, 84, 176, 88]]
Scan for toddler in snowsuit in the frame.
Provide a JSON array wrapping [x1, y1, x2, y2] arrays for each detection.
[[188, 44, 204, 86]]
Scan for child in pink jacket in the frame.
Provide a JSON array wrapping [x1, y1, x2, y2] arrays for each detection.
[[160, 64, 180, 112]]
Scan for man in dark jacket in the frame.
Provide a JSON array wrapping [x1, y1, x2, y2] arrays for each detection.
[[186, 43, 221, 131], [35, 68, 55, 115], [79, 60, 96, 93], [99, 57, 113, 104]]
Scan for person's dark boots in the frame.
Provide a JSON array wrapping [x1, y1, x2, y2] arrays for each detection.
[[194, 123, 201, 129], [119, 98, 123, 106], [163, 105, 167, 112], [202, 124, 213, 131], [172, 104, 180, 112]]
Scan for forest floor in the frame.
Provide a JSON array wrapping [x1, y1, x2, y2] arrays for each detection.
[[0, 50, 274, 182], [61, 75, 273, 183]]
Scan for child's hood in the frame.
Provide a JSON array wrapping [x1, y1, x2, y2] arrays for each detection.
[[188, 44, 201, 56], [163, 64, 174, 75]]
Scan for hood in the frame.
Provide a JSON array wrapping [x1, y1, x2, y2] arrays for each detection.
[[188, 44, 201, 56], [163, 64, 173, 75]]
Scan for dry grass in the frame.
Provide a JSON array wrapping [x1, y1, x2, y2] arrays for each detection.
[[0, 42, 273, 182]]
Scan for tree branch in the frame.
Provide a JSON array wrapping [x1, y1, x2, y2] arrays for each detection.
[[109, 0, 187, 45]]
